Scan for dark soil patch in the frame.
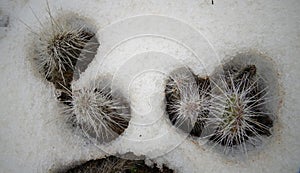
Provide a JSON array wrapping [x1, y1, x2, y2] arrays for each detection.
[[63, 156, 174, 173], [0, 15, 9, 27]]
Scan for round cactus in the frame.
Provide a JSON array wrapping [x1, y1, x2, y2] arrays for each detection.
[[165, 68, 211, 137], [30, 12, 99, 96], [208, 65, 273, 154], [67, 78, 131, 143]]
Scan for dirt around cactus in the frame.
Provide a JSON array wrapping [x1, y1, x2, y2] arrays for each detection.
[[63, 156, 174, 173]]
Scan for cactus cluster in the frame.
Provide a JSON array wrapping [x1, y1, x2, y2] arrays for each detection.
[[28, 4, 276, 157], [30, 11, 130, 143], [165, 64, 274, 154]]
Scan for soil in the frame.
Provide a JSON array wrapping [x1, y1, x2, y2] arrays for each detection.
[[63, 156, 174, 173]]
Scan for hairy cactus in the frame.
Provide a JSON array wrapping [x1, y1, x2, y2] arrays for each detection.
[[66, 78, 131, 143], [165, 68, 211, 137], [208, 65, 273, 154], [30, 10, 99, 97]]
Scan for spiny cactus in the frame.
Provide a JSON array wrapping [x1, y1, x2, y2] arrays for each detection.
[[165, 68, 211, 137], [207, 65, 273, 154], [66, 78, 131, 143], [31, 9, 99, 96]]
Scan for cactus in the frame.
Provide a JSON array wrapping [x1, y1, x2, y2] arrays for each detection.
[[165, 68, 210, 137], [30, 9, 99, 97], [207, 65, 273, 154], [66, 78, 131, 143]]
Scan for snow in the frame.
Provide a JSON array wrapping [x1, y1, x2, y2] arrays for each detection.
[[0, 0, 299, 173]]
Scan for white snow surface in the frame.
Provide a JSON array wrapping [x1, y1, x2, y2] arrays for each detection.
[[0, 0, 299, 173]]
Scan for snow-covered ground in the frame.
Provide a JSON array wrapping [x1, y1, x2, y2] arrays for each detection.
[[0, 0, 299, 172]]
